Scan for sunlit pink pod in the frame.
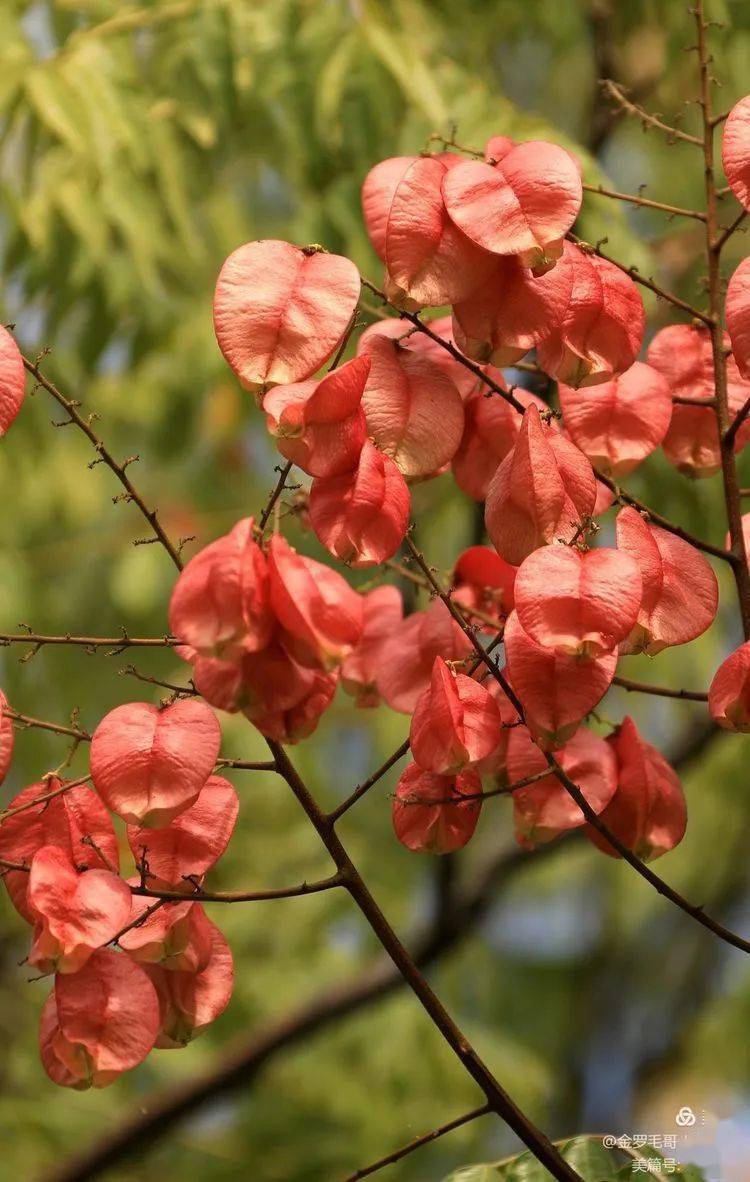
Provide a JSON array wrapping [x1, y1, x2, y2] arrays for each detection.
[[648, 323, 750, 476], [615, 507, 718, 655], [0, 689, 14, 785], [442, 142, 582, 270], [392, 762, 482, 853], [146, 916, 234, 1047], [213, 240, 360, 392], [503, 610, 616, 750], [384, 155, 497, 308], [263, 355, 370, 478], [483, 134, 516, 162], [452, 545, 516, 626], [358, 314, 478, 399], [0, 779, 119, 924], [726, 256, 750, 381], [514, 544, 642, 658], [410, 657, 503, 775], [26, 846, 132, 976], [377, 597, 474, 714], [362, 156, 418, 260], [709, 641, 750, 732], [127, 775, 239, 887], [40, 949, 160, 1089], [722, 96, 750, 210], [586, 716, 686, 861], [358, 332, 465, 478], [168, 517, 273, 661], [593, 479, 614, 516], [267, 534, 363, 668], [452, 250, 576, 367], [452, 383, 548, 502], [341, 586, 404, 708], [0, 325, 25, 436], [558, 361, 673, 477], [90, 699, 221, 827], [485, 403, 596, 565], [537, 245, 644, 388], [507, 726, 617, 848], [308, 440, 410, 567]]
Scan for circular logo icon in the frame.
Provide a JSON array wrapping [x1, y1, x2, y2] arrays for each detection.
[[676, 1107, 697, 1127]]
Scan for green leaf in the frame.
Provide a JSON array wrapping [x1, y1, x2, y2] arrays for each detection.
[[559, 1135, 615, 1180], [443, 1166, 501, 1182]]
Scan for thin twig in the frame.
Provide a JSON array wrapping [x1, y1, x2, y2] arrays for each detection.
[[342, 1104, 491, 1181], [601, 78, 703, 145], [581, 181, 706, 221], [21, 354, 183, 570]]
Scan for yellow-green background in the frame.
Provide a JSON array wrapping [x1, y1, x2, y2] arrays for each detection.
[[1, 2, 749, 1179]]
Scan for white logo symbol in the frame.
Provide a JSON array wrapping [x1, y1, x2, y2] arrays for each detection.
[[676, 1107, 696, 1127]]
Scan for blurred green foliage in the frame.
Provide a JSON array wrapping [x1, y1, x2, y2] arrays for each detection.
[[1, 2, 750, 1180]]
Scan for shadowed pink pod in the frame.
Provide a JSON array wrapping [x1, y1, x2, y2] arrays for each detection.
[[442, 141, 582, 270], [168, 517, 273, 661], [191, 641, 339, 744], [616, 506, 718, 655], [120, 896, 213, 973], [452, 250, 576, 367], [392, 762, 482, 853], [503, 610, 616, 750], [213, 240, 360, 393], [558, 361, 673, 477], [472, 678, 521, 782], [709, 641, 750, 732], [40, 949, 160, 1089], [308, 440, 410, 567], [452, 383, 549, 502], [27, 845, 132, 975], [263, 355, 370, 478], [383, 154, 497, 308], [586, 717, 686, 862], [507, 726, 617, 849], [267, 534, 363, 669], [358, 332, 465, 478], [726, 256, 750, 380], [648, 323, 750, 476], [409, 656, 503, 775], [377, 597, 474, 714], [485, 403, 596, 565], [452, 545, 516, 626], [341, 586, 404, 708], [536, 244, 645, 388], [90, 699, 221, 827], [358, 315, 478, 399], [513, 544, 642, 658], [0, 779, 119, 924], [361, 156, 418, 260], [127, 774, 239, 887], [0, 325, 25, 436], [0, 690, 14, 784], [593, 479, 614, 517], [722, 95, 750, 210], [146, 916, 234, 1048]]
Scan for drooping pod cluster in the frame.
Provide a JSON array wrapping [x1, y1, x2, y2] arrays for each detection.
[[0, 700, 237, 1089]]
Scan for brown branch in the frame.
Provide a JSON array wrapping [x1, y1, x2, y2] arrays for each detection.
[[4, 706, 92, 742], [0, 775, 91, 824], [715, 207, 747, 252], [342, 1104, 491, 1181], [269, 740, 582, 1180], [404, 534, 750, 957], [131, 872, 345, 905], [724, 394, 750, 448], [601, 78, 703, 145], [694, 1, 750, 640], [581, 181, 706, 221], [0, 631, 176, 651], [258, 459, 295, 535], [329, 739, 411, 823], [612, 676, 708, 703], [21, 354, 183, 570]]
